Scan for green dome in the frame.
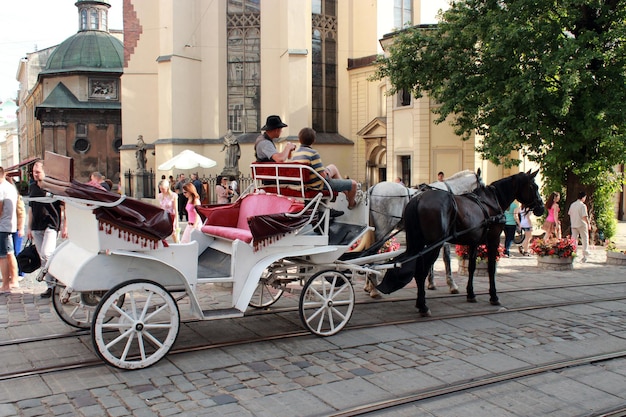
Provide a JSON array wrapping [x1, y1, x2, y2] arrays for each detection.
[[43, 31, 123, 74]]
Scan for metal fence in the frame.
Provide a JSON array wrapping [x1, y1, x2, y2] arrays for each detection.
[[124, 170, 254, 204], [124, 169, 156, 199]]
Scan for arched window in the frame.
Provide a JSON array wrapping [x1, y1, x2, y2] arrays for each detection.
[[312, 0, 338, 133], [90, 9, 99, 29], [227, 2, 260, 133], [80, 10, 88, 30]]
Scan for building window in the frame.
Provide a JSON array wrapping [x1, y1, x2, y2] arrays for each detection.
[[397, 88, 411, 107], [74, 138, 90, 153], [101, 10, 107, 31], [81, 10, 88, 30], [90, 9, 99, 30], [312, 0, 338, 133], [76, 123, 87, 137], [394, 0, 412, 29], [400, 155, 411, 187], [227, 1, 260, 133]]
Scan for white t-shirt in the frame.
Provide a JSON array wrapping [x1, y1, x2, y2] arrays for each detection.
[[568, 199, 588, 228], [0, 180, 18, 233]]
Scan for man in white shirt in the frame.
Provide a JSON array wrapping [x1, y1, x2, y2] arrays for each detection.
[[0, 167, 18, 294], [568, 191, 591, 262]]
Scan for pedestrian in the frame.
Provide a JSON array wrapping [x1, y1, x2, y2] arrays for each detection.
[[215, 176, 233, 204], [0, 168, 18, 294], [174, 173, 188, 221], [7, 177, 25, 279], [542, 191, 561, 240], [427, 171, 456, 291], [255, 115, 295, 163], [290, 127, 358, 209], [568, 191, 591, 262], [27, 160, 67, 299], [503, 201, 520, 257], [86, 172, 107, 190], [180, 183, 202, 243], [518, 205, 533, 256], [157, 179, 179, 243], [191, 173, 203, 201]]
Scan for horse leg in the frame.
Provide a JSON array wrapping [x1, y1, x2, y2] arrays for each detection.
[[466, 246, 478, 302], [427, 265, 436, 290], [442, 243, 459, 294], [415, 253, 439, 316], [364, 275, 382, 299], [487, 244, 500, 306], [415, 274, 431, 317]]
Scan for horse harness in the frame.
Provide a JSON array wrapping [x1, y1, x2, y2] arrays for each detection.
[[396, 185, 505, 266]]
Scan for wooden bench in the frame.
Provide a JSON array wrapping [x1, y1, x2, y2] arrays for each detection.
[[250, 162, 337, 200]]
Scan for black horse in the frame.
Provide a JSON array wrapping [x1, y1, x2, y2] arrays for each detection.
[[377, 170, 544, 316]]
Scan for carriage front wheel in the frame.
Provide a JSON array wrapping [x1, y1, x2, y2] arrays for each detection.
[[52, 284, 124, 329], [91, 279, 180, 370], [299, 270, 354, 337], [249, 263, 285, 308]]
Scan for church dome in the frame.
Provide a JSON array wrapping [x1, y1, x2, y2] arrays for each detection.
[[42, 31, 123, 74]]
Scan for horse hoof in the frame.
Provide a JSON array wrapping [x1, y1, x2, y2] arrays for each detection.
[[467, 297, 477, 303], [419, 309, 432, 317], [490, 300, 501, 306], [427, 285, 436, 290], [369, 290, 382, 299], [449, 288, 459, 294]]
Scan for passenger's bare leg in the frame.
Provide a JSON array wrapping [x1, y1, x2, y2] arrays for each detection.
[[325, 164, 342, 179], [346, 180, 357, 209]]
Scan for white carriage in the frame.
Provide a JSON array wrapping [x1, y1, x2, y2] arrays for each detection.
[[39, 154, 401, 370]]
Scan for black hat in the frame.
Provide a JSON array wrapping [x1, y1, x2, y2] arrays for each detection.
[[261, 115, 288, 131]]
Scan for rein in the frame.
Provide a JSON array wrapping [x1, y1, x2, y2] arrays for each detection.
[[395, 186, 504, 267]]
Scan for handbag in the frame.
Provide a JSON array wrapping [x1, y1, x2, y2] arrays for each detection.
[[16, 240, 41, 273]]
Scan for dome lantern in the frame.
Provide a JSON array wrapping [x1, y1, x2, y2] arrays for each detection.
[[75, 0, 111, 32]]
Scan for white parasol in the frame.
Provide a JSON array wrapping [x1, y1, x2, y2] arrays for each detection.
[[157, 150, 217, 170]]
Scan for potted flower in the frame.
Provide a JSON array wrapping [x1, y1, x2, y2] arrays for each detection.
[[605, 240, 626, 265], [455, 244, 504, 276], [378, 236, 400, 253], [530, 236, 576, 270]]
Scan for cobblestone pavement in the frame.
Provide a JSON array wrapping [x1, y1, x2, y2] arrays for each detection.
[[0, 224, 625, 416]]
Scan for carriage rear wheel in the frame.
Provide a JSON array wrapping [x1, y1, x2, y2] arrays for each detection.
[[249, 264, 285, 308], [52, 284, 123, 329], [299, 270, 354, 337], [91, 280, 180, 370]]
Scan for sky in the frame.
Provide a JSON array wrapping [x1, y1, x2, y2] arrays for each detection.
[[0, 0, 123, 101], [0, 0, 448, 102]]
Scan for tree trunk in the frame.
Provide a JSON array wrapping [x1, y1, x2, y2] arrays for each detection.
[[562, 170, 595, 239]]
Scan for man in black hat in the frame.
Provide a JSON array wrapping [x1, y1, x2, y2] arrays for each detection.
[[255, 115, 296, 162]]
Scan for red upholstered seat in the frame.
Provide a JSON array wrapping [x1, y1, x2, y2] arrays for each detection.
[[197, 193, 304, 243]]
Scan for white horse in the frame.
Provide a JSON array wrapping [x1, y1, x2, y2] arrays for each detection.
[[365, 170, 483, 297]]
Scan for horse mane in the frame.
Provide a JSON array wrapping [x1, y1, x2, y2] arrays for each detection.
[[447, 170, 474, 180]]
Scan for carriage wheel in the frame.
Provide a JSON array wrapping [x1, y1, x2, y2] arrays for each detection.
[[249, 264, 285, 308], [299, 270, 354, 337], [91, 280, 180, 370], [52, 284, 124, 329]]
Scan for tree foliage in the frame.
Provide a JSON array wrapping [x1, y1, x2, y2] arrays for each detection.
[[374, 0, 626, 236]]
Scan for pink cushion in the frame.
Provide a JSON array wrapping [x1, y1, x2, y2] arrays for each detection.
[[198, 193, 304, 242], [236, 194, 302, 230], [200, 225, 253, 243]]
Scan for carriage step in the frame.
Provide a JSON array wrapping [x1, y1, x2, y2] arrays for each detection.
[[201, 308, 243, 320]]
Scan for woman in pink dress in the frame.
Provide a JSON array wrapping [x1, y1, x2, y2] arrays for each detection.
[[157, 179, 179, 243], [181, 183, 202, 243], [542, 191, 561, 240]]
